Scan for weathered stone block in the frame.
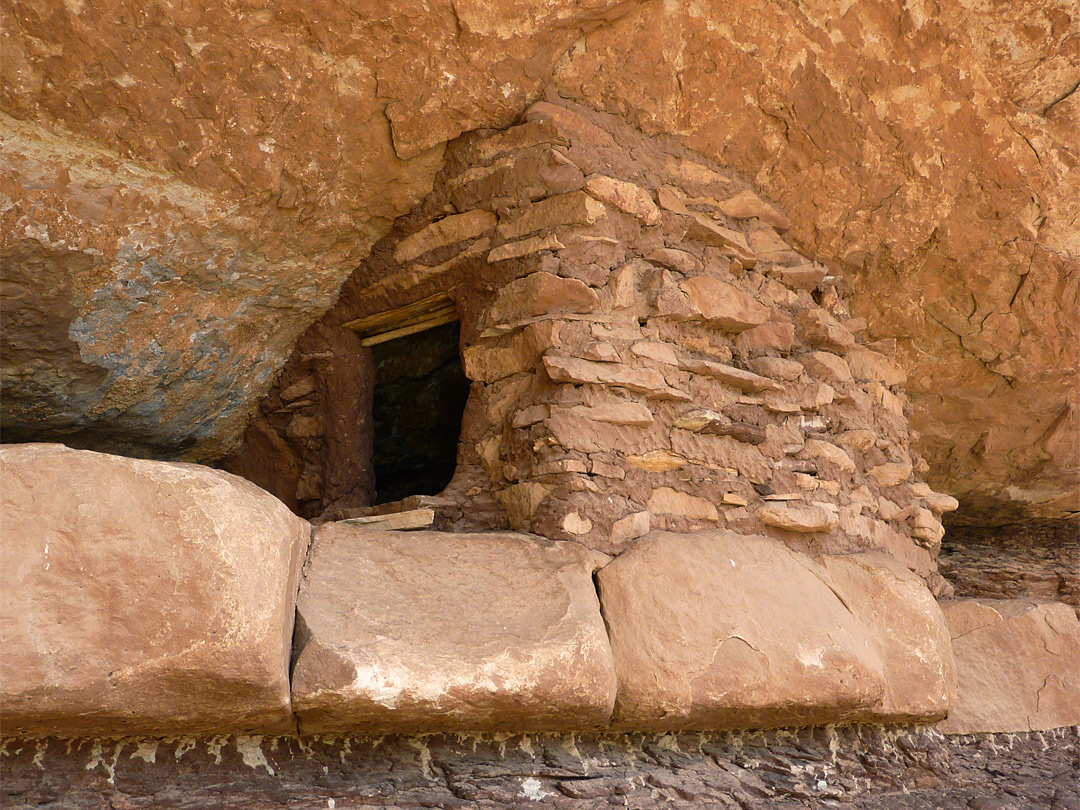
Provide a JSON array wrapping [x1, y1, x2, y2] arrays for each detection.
[[0, 444, 307, 737], [820, 553, 956, 721], [681, 277, 769, 332], [393, 209, 496, 264], [937, 599, 1080, 734], [599, 531, 958, 732], [291, 526, 617, 734], [597, 531, 885, 730]]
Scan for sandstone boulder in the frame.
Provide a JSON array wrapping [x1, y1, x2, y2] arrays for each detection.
[[937, 599, 1080, 734], [598, 532, 956, 731], [0, 443, 308, 737], [291, 525, 616, 734], [820, 553, 956, 721], [599, 532, 881, 730]]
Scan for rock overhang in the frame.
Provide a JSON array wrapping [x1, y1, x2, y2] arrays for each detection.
[[3, 0, 1076, 526]]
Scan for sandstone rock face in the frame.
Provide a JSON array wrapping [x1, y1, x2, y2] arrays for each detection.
[[291, 524, 616, 734], [0, 444, 308, 737], [553, 0, 1079, 522], [939, 520, 1080, 607], [937, 598, 1080, 734], [0, 0, 644, 462], [596, 531, 955, 731]]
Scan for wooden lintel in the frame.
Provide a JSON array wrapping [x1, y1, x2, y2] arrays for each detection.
[[360, 309, 459, 347], [344, 293, 459, 345]]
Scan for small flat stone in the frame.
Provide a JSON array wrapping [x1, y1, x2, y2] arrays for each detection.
[[681, 277, 769, 332], [846, 347, 907, 386], [678, 356, 778, 393], [484, 271, 599, 327], [630, 340, 680, 365], [717, 188, 791, 230], [393, 209, 497, 263], [487, 232, 565, 263], [869, 460, 913, 488], [646, 247, 704, 275], [497, 190, 607, 240], [758, 501, 839, 533], [627, 450, 687, 472], [684, 214, 756, 263], [647, 487, 719, 521], [543, 355, 691, 400], [799, 351, 852, 383], [796, 309, 856, 353], [584, 174, 662, 225], [569, 402, 655, 426], [770, 263, 827, 291]]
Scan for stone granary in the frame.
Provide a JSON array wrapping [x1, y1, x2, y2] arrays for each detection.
[[1, 2, 1078, 807]]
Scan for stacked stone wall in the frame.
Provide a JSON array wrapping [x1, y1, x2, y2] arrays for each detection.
[[269, 99, 959, 593]]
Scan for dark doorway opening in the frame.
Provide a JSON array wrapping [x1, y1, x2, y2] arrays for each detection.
[[370, 320, 469, 505]]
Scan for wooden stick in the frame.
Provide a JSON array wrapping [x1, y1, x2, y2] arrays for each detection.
[[359, 309, 459, 347], [344, 292, 452, 334]]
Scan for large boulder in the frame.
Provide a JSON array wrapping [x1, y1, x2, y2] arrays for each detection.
[[597, 531, 955, 731], [820, 553, 956, 721], [937, 598, 1080, 734], [291, 525, 616, 734], [0, 443, 308, 736]]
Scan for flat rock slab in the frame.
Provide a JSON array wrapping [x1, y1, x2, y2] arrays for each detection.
[[597, 531, 955, 731], [291, 526, 616, 734], [0, 443, 308, 737], [937, 598, 1080, 734]]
